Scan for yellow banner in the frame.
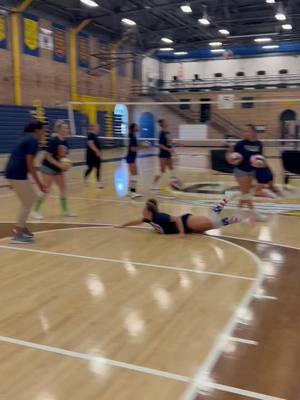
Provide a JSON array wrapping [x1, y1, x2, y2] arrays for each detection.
[[24, 17, 38, 50], [0, 15, 6, 43]]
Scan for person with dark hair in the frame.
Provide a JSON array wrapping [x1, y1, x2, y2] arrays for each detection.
[[84, 124, 103, 189], [126, 122, 142, 199], [152, 119, 175, 190], [118, 198, 243, 237], [31, 120, 76, 219], [227, 124, 266, 221], [5, 121, 47, 243]]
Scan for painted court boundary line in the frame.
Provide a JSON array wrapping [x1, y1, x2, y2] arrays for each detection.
[[0, 335, 189, 383], [182, 236, 269, 400], [207, 382, 285, 400], [0, 241, 254, 282]]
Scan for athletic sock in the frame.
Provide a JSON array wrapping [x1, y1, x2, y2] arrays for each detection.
[[33, 197, 44, 212], [212, 198, 229, 215], [60, 197, 69, 212]]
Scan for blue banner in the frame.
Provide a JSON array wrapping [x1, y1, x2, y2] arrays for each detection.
[[53, 23, 67, 63], [0, 15, 7, 49], [78, 32, 90, 68], [23, 13, 39, 56]]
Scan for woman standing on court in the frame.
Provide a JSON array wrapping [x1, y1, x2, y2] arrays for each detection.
[[229, 124, 266, 221], [152, 119, 175, 190], [84, 123, 103, 189], [126, 122, 142, 199], [5, 121, 47, 243], [31, 120, 76, 219]]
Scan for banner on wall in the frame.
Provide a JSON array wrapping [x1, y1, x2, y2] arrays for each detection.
[[0, 15, 7, 49], [78, 32, 90, 68], [23, 14, 39, 56], [218, 94, 235, 109], [39, 27, 53, 50], [53, 23, 67, 63]]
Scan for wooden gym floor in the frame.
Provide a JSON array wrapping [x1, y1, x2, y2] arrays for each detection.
[[0, 148, 299, 400]]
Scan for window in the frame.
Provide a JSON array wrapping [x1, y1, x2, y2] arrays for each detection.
[[214, 73, 223, 77], [242, 97, 254, 109], [257, 70, 266, 76], [236, 71, 245, 77], [179, 99, 191, 110], [279, 69, 288, 74]]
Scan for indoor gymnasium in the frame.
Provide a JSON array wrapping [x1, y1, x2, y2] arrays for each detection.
[[0, 0, 300, 399]]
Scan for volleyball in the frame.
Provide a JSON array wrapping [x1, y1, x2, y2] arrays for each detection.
[[224, 49, 234, 59], [227, 152, 243, 166], [60, 157, 73, 170], [169, 176, 183, 191], [250, 154, 266, 168], [140, 140, 152, 148]]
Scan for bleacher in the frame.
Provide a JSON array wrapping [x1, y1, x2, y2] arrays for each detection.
[[0, 105, 89, 153]]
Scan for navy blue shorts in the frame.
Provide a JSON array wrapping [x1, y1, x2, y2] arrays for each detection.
[[159, 150, 171, 159], [181, 213, 192, 234], [126, 154, 137, 164], [256, 167, 273, 184]]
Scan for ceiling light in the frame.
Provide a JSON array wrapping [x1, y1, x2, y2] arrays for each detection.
[[219, 29, 230, 35], [254, 37, 272, 43], [80, 0, 99, 7], [199, 18, 210, 25], [275, 3, 286, 20], [262, 45, 279, 49], [159, 47, 174, 51], [275, 12, 286, 20], [211, 49, 225, 53], [209, 41, 222, 47], [121, 18, 136, 26], [161, 37, 174, 44], [180, 4, 192, 13], [174, 51, 188, 55], [282, 24, 292, 30], [266, 0, 275, 3]]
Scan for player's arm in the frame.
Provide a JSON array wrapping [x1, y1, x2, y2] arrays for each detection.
[[26, 155, 46, 192], [88, 140, 101, 157], [117, 219, 144, 228], [170, 216, 185, 237], [45, 153, 66, 170]]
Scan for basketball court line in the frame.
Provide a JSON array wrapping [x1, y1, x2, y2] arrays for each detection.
[[0, 227, 285, 400], [182, 236, 264, 400], [254, 294, 278, 301], [0, 236, 255, 282], [228, 337, 258, 346], [0, 335, 190, 383], [206, 382, 285, 400], [208, 233, 300, 251]]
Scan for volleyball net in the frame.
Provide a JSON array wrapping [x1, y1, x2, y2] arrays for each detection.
[[65, 98, 300, 183]]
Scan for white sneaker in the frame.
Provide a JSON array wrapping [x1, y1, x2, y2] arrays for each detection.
[[62, 210, 77, 217], [151, 185, 160, 191], [31, 211, 44, 220], [97, 182, 104, 189], [252, 210, 268, 222], [130, 192, 142, 199]]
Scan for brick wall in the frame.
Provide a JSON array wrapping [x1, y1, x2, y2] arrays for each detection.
[[0, 15, 141, 107], [171, 89, 300, 138]]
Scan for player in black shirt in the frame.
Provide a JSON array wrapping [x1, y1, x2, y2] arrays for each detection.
[[126, 123, 142, 199], [152, 119, 175, 190], [31, 120, 76, 219], [84, 124, 103, 189], [118, 198, 243, 237], [227, 124, 266, 221]]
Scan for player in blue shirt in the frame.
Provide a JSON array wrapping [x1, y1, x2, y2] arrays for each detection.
[[118, 198, 243, 237], [126, 123, 142, 199], [5, 121, 47, 244], [152, 119, 175, 189], [31, 120, 76, 219], [228, 124, 266, 221]]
